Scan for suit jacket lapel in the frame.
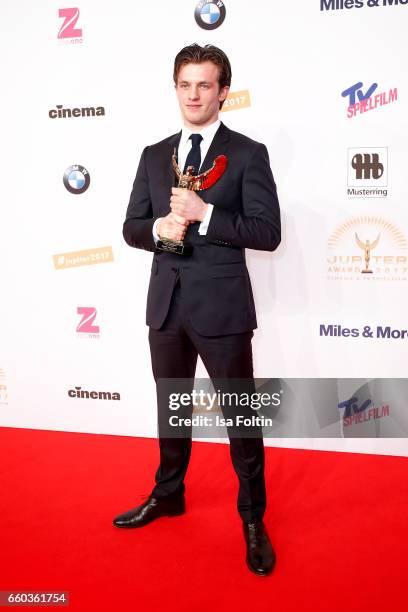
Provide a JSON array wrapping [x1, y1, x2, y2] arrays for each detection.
[[199, 122, 230, 173]]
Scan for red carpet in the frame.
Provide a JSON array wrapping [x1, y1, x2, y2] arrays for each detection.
[[0, 427, 407, 611]]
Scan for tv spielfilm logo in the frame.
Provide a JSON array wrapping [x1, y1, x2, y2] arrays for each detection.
[[327, 216, 408, 281], [76, 307, 100, 339], [58, 8, 83, 44], [195, 1, 226, 29], [347, 148, 388, 198]]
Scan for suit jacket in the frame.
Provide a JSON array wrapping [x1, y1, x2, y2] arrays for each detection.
[[123, 122, 281, 337]]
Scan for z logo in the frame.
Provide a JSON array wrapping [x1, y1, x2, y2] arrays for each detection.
[[77, 307, 100, 334], [58, 8, 82, 39]]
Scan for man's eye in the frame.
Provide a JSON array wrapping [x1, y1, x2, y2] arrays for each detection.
[[200, 84, 209, 89]]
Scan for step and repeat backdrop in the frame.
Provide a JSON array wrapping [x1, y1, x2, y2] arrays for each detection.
[[1, 1, 407, 456]]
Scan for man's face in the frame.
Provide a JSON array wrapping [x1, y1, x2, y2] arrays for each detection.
[[175, 61, 229, 129]]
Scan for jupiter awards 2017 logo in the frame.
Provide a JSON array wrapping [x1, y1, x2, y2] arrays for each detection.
[[327, 216, 408, 281]]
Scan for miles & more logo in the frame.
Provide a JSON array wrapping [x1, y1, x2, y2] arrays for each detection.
[[57, 8, 83, 44], [320, 323, 408, 340], [327, 216, 408, 281], [321, 0, 408, 11], [347, 148, 388, 198], [341, 82, 398, 118]]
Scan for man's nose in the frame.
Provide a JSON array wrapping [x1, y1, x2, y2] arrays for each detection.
[[189, 85, 199, 99]]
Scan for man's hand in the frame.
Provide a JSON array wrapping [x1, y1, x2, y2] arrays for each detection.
[[157, 212, 189, 242], [170, 187, 208, 222]]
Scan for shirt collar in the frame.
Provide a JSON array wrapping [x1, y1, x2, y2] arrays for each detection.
[[181, 118, 221, 145]]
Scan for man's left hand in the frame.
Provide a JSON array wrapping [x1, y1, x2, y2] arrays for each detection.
[[170, 187, 208, 222]]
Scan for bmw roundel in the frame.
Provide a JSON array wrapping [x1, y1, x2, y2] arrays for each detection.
[[194, 1, 226, 30], [63, 164, 90, 194]]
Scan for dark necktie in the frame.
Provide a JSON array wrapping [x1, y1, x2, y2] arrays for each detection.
[[183, 133, 203, 175]]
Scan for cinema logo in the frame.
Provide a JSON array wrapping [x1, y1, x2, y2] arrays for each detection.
[[76, 307, 100, 339], [53, 246, 114, 270], [338, 396, 390, 428], [347, 148, 388, 198], [341, 82, 398, 119], [49, 105, 105, 119], [58, 7, 83, 44], [327, 216, 408, 281], [0, 368, 8, 406], [220, 90, 251, 113], [68, 386, 120, 400]]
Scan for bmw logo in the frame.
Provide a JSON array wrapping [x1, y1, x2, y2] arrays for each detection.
[[194, 0, 226, 30], [63, 164, 90, 194]]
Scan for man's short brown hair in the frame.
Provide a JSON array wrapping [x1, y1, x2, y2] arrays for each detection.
[[173, 44, 231, 109]]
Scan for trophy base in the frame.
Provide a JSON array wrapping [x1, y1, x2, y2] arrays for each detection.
[[361, 270, 373, 274], [156, 239, 193, 256]]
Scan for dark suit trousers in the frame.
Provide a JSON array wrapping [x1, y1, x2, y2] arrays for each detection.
[[148, 280, 266, 523]]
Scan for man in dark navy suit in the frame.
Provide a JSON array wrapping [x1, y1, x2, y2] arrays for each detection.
[[114, 44, 281, 576]]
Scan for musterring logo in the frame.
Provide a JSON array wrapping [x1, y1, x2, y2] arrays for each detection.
[[352, 154, 383, 180], [48, 105, 105, 119], [347, 148, 388, 198]]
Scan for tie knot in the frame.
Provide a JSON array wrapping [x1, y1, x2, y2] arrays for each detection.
[[190, 133, 203, 146]]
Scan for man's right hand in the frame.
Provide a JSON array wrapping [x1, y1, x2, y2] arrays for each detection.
[[157, 212, 189, 242]]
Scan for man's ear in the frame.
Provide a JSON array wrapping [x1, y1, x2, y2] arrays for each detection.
[[219, 85, 230, 102]]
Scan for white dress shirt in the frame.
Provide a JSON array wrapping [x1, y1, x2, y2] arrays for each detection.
[[152, 119, 220, 241]]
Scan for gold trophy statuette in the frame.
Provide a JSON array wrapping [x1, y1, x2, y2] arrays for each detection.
[[155, 151, 228, 256], [355, 232, 380, 274]]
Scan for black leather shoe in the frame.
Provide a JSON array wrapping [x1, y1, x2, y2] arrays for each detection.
[[243, 521, 276, 576], [113, 495, 185, 528]]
